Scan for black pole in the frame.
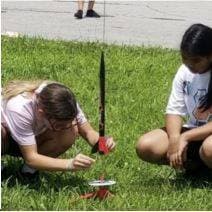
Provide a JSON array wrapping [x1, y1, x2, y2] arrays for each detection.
[[99, 51, 105, 137]]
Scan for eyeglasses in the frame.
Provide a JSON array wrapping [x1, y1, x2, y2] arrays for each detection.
[[36, 99, 78, 131], [47, 119, 77, 131]]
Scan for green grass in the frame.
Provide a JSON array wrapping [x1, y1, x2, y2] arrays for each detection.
[[1, 36, 212, 210]]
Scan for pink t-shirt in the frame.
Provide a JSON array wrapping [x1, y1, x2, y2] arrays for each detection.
[[1, 86, 87, 146]]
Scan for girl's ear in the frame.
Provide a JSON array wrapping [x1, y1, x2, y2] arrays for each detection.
[[36, 94, 45, 117], [37, 108, 45, 118]]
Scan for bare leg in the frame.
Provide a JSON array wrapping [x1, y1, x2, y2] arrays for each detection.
[[36, 126, 79, 158], [78, 0, 84, 10], [199, 135, 212, 168], [1, 124, 9, 155], [136, 129, 169, 165], [74, 0, 84, 19], [88, 1, 95, 10]]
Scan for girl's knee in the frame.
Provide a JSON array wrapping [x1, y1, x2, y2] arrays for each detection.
[[36, 129, 77, 157], [52, 134, 77, 153], [136, 129, 169, 164], [200, 137, 212, 160], [136, 135, 155, 161]]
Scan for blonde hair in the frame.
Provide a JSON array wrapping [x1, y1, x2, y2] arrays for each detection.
[[3, 80, 78, 121], [2, 80, 53, 100]]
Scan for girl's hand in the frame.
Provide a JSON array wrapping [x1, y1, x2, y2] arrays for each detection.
[[167, 135, 181, 169], [168, 136, 188, 169], [67, 153, 95, 171], [167, 135, 180, 160], [177, 135, 188, 167], [106, 136, 116, 151], [169, 153, 180, 169]]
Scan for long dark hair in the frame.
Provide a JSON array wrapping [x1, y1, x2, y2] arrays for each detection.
[[180, 23, 212, 111], [38, 83, 77, 121]]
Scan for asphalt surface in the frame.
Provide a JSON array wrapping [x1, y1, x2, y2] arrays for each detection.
[[2, 1, 212, 48]]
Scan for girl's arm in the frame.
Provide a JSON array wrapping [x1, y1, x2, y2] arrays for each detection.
[[78, 122, 99, 146], [165, 114, 183, 168], [165, 65, 188, 140], [78, 122, 116, 150], [165, 114, 183, 153], [181, 121, 212, 142], [20, 145, 71, 171], [19, 145, 95, 171], [165, 66, 188, 168], [165, 114, 183, 138]]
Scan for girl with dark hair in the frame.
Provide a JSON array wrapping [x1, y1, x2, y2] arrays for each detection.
[[136, 23, 212, 174], [1, 80, 115, 177]]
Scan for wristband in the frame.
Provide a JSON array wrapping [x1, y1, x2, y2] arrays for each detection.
[[66, 159, 74, 171]]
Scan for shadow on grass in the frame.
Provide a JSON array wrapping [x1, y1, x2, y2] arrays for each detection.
[[1, 159, 89, 194], [140, 169, 212, 190], [173, 170, 212, 189]]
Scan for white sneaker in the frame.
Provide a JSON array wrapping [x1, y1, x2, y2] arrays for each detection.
[[21, 164, 37, 174], [1, 162, 5, 171]]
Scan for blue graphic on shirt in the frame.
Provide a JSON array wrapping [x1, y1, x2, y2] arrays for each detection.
[[193, 89, 207, 104], [183, 81, 192, 95], [192, 89, 211, 126]]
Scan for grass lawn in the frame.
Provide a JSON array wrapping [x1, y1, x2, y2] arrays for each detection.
[[1, 36, 212, 210]]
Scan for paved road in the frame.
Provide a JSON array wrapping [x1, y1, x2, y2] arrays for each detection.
[[2, 1, 212, 48]]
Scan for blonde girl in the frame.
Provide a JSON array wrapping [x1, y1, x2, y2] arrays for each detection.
[[1, 80, 115, 177]]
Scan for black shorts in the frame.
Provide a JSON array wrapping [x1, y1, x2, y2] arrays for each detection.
[[1, 124, 22, 157], [161, 127, 206, 170], [7, 134, 22, 157]]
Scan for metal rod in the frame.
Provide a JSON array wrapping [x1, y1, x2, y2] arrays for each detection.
[[99, 51, 105, 137]]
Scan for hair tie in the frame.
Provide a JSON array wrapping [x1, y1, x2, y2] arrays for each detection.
[[35, 83, 47, 94]]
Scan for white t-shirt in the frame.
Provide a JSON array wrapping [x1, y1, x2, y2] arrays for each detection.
[[1, 86, 87, 146], [166, 64, 212, 128]]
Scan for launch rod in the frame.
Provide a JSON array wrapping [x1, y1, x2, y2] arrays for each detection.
[[99, 51, 105, 137]]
